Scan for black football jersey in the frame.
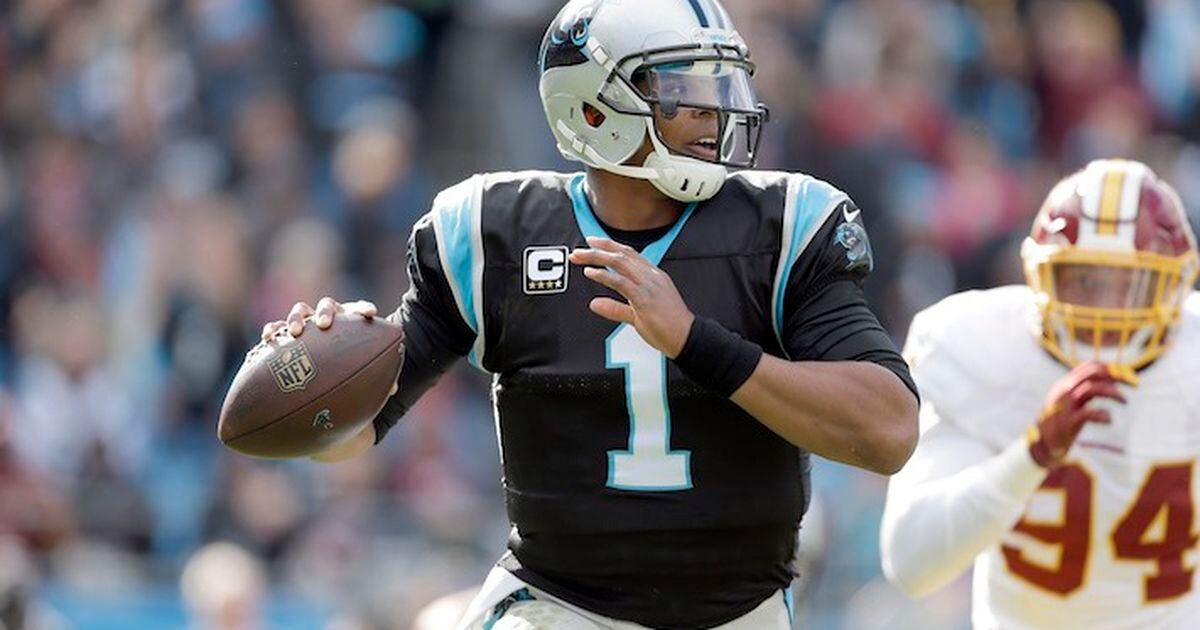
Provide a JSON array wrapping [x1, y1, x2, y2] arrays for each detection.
[[373, 171, 915, 628]]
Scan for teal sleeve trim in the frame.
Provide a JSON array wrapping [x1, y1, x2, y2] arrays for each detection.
[[430, 176, 486, 369], [770, 176, 847, 355]]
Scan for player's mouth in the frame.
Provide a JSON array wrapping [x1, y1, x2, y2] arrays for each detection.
[[685, 136, 719, 160]]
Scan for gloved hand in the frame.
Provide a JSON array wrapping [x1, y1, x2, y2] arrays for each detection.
[[1027, 361, 1128, 468]]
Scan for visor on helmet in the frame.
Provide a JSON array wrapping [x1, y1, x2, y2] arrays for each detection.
[[634, 61, 764, 166], [600, 51, 768, 168], [640, 61, 759, 112], [1052, 264, 1160, 310]]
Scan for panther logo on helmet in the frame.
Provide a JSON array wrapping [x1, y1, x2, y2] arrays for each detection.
[[539, 0, 599, 71]]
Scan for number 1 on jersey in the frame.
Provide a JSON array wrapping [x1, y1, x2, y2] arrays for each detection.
[[606, 323, 692, 491]]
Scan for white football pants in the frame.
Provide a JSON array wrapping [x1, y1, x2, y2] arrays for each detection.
[[456, 563, 793, 630]]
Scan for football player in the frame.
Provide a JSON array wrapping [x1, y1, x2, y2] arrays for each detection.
[[263, 1, 918, 627], [880, 159, 1200, 629]]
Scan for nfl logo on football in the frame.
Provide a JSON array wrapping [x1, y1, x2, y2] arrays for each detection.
[[269, 342, 317, 392], [524, 245, 569, 295]]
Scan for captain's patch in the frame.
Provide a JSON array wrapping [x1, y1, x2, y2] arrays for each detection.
[[524, 246, 570, 295]]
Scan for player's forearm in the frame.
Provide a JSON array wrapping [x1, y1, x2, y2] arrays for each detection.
[[730, 357, 917, 474], [880, 439, 1046, 597]]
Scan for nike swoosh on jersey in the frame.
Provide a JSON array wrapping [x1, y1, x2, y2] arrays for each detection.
[[842, 206, 861, 223]]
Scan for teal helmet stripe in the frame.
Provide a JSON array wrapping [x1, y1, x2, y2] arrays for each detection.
[[684, 0, 710, 27]]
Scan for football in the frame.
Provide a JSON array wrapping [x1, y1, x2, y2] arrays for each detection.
[[218, 314, 405, 458]]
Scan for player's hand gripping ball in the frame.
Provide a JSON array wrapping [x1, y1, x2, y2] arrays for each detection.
[[218, 299, 404, 458]]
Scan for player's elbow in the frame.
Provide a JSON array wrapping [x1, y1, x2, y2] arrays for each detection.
[[882, 554, 943, 600], [864, 392, 919, 475], [880, 516, 944, 599]]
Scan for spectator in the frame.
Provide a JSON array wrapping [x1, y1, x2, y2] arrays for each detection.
[[180, 542, 267, 630]]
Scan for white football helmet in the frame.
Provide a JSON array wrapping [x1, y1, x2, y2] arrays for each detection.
[[538, 0, 767, 203]]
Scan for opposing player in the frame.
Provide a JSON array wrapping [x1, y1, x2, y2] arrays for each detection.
[[880, 159, 1200, 628], [264, 1, 918, 627]]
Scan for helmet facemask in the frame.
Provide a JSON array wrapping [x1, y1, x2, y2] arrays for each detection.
[[1021, 159, 1200, 376], [615, 57, 767, 169], [1023, 245, 1198, 373]]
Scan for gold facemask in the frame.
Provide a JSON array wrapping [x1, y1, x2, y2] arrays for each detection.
[[1023, 243, 1198, 375]]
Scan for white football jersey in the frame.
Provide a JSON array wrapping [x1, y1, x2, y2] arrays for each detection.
[[906, 285, 1200, 630]]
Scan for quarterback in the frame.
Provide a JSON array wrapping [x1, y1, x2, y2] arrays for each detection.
[[263, 0, 918, 628], [881, 159, 1200, 629]]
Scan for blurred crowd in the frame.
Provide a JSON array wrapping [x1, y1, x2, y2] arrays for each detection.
[[1, 0, 1198, 628]]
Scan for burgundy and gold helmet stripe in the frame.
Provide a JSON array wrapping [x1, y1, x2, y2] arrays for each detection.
[[1076, 160, 1148, 246], [1094, 168, 1124, 236]]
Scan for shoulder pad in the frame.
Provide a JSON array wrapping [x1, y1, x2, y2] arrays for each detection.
[[906, 286, 1039, 391], [423, 171, 579, 370], [770, 173, 850, 346], [479, 170, 573, 190], [1180, 291, 1200, 326], [905, 286, 1058, 439], [426, 175, 486, 368], [1166, 292, 1200, 412], [726, 170, 792, 193], [476, 171, 576, 230]]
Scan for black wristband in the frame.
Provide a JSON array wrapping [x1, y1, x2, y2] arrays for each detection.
[[672, 317, 764, 397]]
